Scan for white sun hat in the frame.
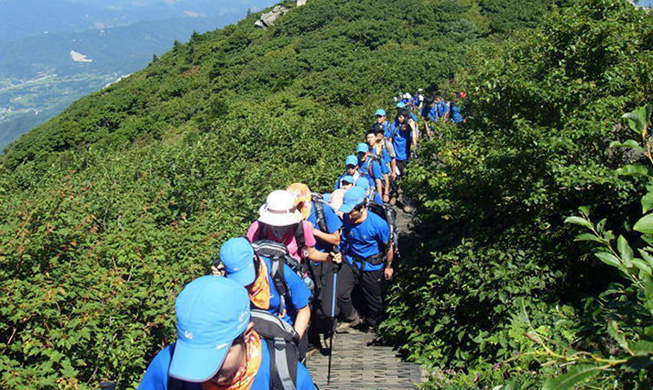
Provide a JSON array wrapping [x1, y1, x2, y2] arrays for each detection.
[[258, 190, 302, 226]]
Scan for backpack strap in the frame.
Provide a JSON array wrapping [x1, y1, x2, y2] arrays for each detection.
[[251, 310, 299, 390], [293, 222, 306, 259], [269, 255, 288, 316], [312, 198, 328, 233]]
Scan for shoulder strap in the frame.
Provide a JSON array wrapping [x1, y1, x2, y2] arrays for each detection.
[[269, 256, 288, 316], [251, 310, 299, 390], [312, 198, 328, 232], [293, 222, 306, 257]]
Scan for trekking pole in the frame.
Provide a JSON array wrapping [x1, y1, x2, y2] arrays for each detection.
[[327, 248, 341, 385]]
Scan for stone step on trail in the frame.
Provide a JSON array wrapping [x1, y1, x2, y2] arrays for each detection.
[[306, 327, 422, 389]]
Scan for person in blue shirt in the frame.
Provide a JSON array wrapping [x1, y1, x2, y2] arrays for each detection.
[[366, 129, 391, 192], [218, 237, 312, 337], [337, 187, 394, 329], [436, 96, 449, 122], [391, 109, 414, 177], [137, 276, 316, 390], [356, 143, 385, 202], [421, 96, 437, 137], [334, 155, 360, 190], [449, 96, 464, 123], [286, 183, 344, 350]]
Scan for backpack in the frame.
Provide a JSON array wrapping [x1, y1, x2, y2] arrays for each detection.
[[251, 309, 300, 390], [250, 240, 315, 315], [254, 222, 307, 260], [310, 192, 328, 232], [367, 202, 400, 259], [167, 309, 301, 390]]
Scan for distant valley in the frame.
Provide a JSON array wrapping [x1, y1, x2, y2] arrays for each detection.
[[0, 0, 276, 151]]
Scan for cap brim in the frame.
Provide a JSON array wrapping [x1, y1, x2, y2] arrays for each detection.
[[226, 266, 256, 287], [169, 339, 231, 382]]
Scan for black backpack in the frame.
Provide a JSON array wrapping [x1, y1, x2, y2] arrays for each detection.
[[250, 240, 315, 314], [167, 309, 302, 390], [368, 202, 400, 259], [310, 192, 328, 232]]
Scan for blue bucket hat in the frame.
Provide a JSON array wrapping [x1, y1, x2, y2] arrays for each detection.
[[169, 276, 251, 382], [375, 109, 386, 117], [220, 237, 256, 287], [345, 155, 358, 167], [339, 186, 367, 214], [356, 143, 369, 154], [396, 102, 405, 109]]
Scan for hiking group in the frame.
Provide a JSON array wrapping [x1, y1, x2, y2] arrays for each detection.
[[137, 90, 465, 390]]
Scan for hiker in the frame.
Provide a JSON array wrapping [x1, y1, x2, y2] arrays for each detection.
[[334, 155, 360, 190], [373, 110, 398, 174], [137, 276, 316, 390], [356, 143, 386, 204], [366, 129, 392, 202], [449, 93, 465, 123], [218, 237, 311, 340], [337, 187, 394, 330], [436, 96, 449, 122], [372, 108, 389, 135], [421, 96, 437, 137], [413, 88, 425, 109], [246, 190, 332, 264], [390, 109, 414, 178], [286, 183, 344, 350]]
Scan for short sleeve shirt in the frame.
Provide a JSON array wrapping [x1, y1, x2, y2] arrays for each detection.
[[342, 212, 390, 271], [137, 340, 315, 390], [246, 221, 317, 262], [261, 256, 311, 325], [392, 126, 412, 161], [307, 200, 343, 253], [358, 158, 383, 186]]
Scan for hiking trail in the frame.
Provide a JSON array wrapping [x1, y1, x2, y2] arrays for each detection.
[[306, 203, 423, 389]]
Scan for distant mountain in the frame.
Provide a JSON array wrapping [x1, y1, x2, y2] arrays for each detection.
[[0, 6, 276, 150], [0, 0, 276, 41]]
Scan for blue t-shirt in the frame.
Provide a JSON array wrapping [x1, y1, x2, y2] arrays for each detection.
[[392, 126, 411, 161], [307, 200, 343, 253], [261, 256, 311, 325], [421, 105, 437, 122], [450, 104, 463, 123], [370, 148, 391, 175], [358, 158, 383, 188], [386, 119, 401, 139], [342, 212, 390, 272], [138, 340, 315, 390], [437, 101, 449, 119]]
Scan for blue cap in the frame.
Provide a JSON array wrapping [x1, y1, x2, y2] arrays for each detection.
[[339, 187, 366, 214], [356, 143, 369, 154], [341, 175, 355, 185], [170, 276, 251, 382], [355, 178, 370, 189], [375, 109, 386, 116], [345, 155, 358, 167], [396, 102, 405, 108], [220, 237, 256, 287]]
